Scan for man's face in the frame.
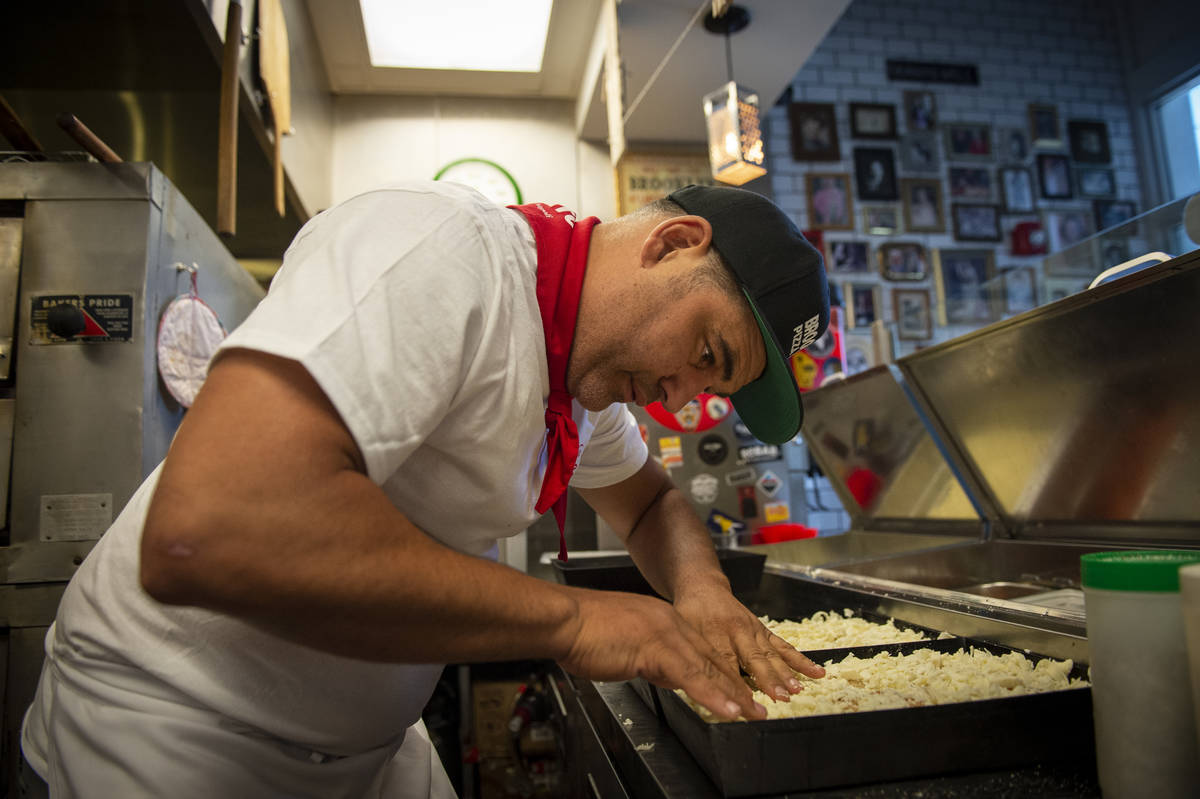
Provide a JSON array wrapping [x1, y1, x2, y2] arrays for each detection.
[[567, 250, 767, 414]]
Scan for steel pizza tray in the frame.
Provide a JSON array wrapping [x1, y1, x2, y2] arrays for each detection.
[[551, 549, 766, 597], [655, 637, 1094, 796]]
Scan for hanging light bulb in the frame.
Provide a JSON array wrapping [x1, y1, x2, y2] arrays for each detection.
[[702, 5, 765, 186]]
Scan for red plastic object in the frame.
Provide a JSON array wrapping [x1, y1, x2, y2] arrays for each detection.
[[754, 523, 818, 544]]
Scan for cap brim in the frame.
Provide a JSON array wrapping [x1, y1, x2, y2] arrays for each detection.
[[730, 293, 803, 445]]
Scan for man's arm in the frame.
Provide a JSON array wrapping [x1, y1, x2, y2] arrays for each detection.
[[577, 457, 825, 702], [140, 348, 761, 720]]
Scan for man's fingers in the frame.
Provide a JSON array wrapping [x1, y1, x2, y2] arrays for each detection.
[[770, 633, 826, 679], [667, 625, 763, 720], [734, 632, 801, 701], [695, 629, 742, 685], [732, 629, 828, 700]]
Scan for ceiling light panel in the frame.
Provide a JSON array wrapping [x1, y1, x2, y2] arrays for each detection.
[[360, 0, 554, 72]]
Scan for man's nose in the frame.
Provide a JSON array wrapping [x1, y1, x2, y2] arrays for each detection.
[[660, 368, 712, 412]]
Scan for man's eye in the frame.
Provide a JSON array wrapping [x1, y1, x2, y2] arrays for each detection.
[[700, 346, 715, 367]]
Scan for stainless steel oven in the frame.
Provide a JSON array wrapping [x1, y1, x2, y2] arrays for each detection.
[[0, 161, 264, 791]]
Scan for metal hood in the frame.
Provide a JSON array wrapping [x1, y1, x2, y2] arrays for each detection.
[[0, 0, 306, 259]]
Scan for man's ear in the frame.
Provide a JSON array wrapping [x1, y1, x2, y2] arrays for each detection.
[[639, 215, 713, 268]]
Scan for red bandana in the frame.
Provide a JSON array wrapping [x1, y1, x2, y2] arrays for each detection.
[[509, 202, 599, 561]]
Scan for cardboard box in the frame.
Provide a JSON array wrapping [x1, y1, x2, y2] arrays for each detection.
[[472, 680, 523, 759]]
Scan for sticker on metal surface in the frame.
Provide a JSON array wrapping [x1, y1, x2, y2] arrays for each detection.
[[737, 485, 758, 517], [696, 434, 728, 466], [39, 493, 113, 541], [757, 469, 782, 498], [645, 393, 722, 434], [732, 421, 756, 441], [30, 294, 134, 344], [790, 350, 818, 390], [658, 436, 683, 469], [737, 443, 782, 464], [806, 326, 837, 358], [674, 400, 702, 431], [704, 395, 731, 421], [763, 501, 790, 523], [705, 509, 746, 539], [689, 473, 719, 504], [724, 466, 756, 486]]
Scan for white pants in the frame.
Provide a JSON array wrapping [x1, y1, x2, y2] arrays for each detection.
[[22, 657, 457, 799]]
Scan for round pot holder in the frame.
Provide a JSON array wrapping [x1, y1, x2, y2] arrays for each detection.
[[157, 271, 228, 408]]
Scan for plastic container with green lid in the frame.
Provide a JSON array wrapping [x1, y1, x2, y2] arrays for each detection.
[[1082, 549, 1200, 798], [1082, 549, 1200, 591]]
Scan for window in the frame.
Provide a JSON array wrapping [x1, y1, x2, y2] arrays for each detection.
[[1154, 74, 1200, 201]]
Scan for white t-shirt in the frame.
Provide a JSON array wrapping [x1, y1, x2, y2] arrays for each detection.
[[22, 182, 647, 795]]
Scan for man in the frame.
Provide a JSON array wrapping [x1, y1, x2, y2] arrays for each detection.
[[21, 182, 830, 797]]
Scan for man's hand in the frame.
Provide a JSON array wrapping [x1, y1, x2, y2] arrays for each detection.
[[555, 586, 768, 721], [673, 579, 825, 702]]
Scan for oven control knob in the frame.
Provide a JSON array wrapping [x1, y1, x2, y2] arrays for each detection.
[[47, 304, 87, 339]]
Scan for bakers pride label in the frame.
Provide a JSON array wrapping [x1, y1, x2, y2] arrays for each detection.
[[31, 294, 134, 344]]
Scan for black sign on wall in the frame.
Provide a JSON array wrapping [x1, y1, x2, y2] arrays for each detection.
[[886, 59, 979, 85]]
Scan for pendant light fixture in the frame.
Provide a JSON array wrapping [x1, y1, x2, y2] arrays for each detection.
[[702, 4, 766, 186]]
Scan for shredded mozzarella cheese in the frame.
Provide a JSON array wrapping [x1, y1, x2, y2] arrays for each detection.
[[762, 608, 941, 650], [684, 647, 1086, 722]]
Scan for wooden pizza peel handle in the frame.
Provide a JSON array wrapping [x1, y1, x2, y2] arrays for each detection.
[[218, 0, 244, 237], [0, 94, 43, 153], [260, 0, 291, 217], [56, 113, 122, 163]]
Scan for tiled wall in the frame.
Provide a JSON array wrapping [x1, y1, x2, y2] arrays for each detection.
[[763, 0, 1142, 357]]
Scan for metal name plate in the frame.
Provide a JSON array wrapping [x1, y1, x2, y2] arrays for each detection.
[[30, 293, 134, 344], [39, 493, 113, 541]]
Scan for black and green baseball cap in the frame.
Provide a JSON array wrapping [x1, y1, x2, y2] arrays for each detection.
[[668, 184, 830, 445]]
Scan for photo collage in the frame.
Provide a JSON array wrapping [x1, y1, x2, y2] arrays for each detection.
[[789, 95, 1136, 364]]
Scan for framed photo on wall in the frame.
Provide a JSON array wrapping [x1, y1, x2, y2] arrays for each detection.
[[893, 288, 933, 341], [845, 282, 882, 328], [1077, 167, 1116, 198], [801, 228, 825, 259], [1046, 209, 1094, 253], [1001, 267, 1038, 314], [1068, 120, 1112, 163], [842, 330, 875, 375], [1028, 103, 1062, 148], [1037, 154, 1073, 199], [901, 178, 944, 232], [998, 128, 1029, 162], [1099, 236, 1131, 267], [949, 167, 992, 199], [853, 147, 899, 200], [849, 103, 898, 139], [878, 242, 929, 281], [805, 173, 854, 230], [862, 205, 900, 235], [1093, 199, 1137, 231], [951, 203, 1002, 242], [1000, 167, 1037, 213], [1044, 277, 1089, 302], [615, 150, 715, 215], [944, 123, 992, 161], [1010, 219, 1048, 256], [903, 90, 937, 131], [826, 239, 871, 273], [787, 102, 841, 161], [935, 248, 996, 325], [899, 131, 941, 173]]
